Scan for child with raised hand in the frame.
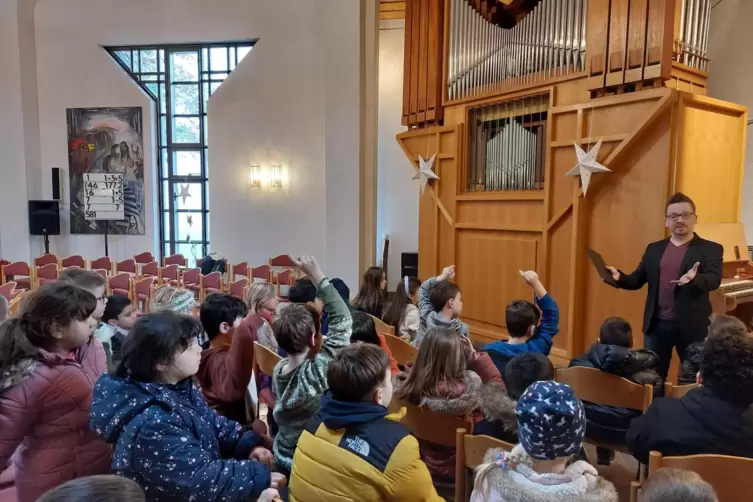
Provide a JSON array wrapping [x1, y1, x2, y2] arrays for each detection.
[[289, 343, 444, 501], [413, 265, 468, 346], [97, 295, 142, 370], [394, 327, 505, 482], [483, 270, 560, 374], [89, 311, 284, 501], [382, 275, 421, 342], [0, 283, 111, 502], [471, 381, 618, 502], [272, 255, 352, 474]]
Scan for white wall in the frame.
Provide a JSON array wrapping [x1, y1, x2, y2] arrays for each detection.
[[0, 0, 32, 262], [376, 19, 418, 289], [708, 0, 753, 238], [208, 0, 362, 289]]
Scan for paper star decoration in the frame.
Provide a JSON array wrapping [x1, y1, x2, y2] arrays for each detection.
[[177, 184, 191, 205], [565, 139, 610, 195], [411, 154, 440, 194], [186, 215, 193, 227]]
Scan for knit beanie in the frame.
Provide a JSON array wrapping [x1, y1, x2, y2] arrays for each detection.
[[154, 289, 195, 315], [515, 381, 586, 460]]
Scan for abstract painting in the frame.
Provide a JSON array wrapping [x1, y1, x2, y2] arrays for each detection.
[[67, 107, 145, 235]]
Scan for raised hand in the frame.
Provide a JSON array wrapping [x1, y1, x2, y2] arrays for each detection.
[[672, 262, 700, 286], [440, 265, 456, 281], [290, 255, 324, 285], [249, 446, 274, 468], [519, 270, 547, 298], [604, 266, 621, 282]]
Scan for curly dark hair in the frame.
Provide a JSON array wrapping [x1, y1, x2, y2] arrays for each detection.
[[701, 315, 753, 406]]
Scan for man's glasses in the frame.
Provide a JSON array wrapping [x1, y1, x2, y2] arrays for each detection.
[[666, 212, 695, 221]]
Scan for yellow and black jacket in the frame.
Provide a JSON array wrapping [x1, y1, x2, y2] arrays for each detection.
[[289, 393, 443, 501]]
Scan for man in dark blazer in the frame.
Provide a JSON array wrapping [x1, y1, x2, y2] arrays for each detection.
[[605, 193, 723, 380]]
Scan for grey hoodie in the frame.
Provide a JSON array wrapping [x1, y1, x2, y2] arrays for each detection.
[[470, 446, 618, 502], [412, 275, 469, 346]]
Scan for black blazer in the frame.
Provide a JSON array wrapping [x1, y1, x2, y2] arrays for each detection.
[[616, 233, 723, 342]]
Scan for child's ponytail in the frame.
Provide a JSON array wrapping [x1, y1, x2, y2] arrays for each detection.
[[472, 445, 532, 498]]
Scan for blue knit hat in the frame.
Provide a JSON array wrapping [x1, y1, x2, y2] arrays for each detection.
[[515, 381, 586, 460]]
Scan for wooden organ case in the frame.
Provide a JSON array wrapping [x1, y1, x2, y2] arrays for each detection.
[[397, 0, 749, 365]]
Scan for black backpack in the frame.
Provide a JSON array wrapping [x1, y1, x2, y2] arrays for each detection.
[[199, 255, 226, 276]]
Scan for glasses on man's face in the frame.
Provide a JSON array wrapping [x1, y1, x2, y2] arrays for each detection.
[[666, 212, 695, 222]]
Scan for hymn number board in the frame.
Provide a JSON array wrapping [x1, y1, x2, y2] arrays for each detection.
[[84, 173, 124, 221]]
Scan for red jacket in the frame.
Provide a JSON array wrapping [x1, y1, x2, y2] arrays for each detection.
[[0, 337, 112, 502], [197, 313, 274, 425]]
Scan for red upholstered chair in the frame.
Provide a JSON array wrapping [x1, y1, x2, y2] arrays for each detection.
[[116, 259, 137, 275], [35, 263, 59, 288], [269, 255, 300, 276], [275, 269, 296, 298], [108, 273, 132, 299], [0, 282, 17, 302], [230, 262, 249, 283], [91, 257, 113, 275], [250, 264, 273, 283], [93, 269, 109, 278], [141, 261, 159, 279], [133, 276, 156, 311], [34, 254, 59, 267], [229, 277, 249, 299], [61, 255, 87, 269], [164, 254, 187, 267], [0, 260, 9, 267], [182, 268, 201, 292], [1, 262, 32, 291], [200, 272, 224, 301], [134, 252, 155, 264], [159, 265, 181, 286]]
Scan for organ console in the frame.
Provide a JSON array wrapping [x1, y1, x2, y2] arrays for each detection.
[[698, 223, 753, 328]]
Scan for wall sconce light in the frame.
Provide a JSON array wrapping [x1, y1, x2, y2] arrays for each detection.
[[270, 164, 283, 190], [248, 164, 262, 189]]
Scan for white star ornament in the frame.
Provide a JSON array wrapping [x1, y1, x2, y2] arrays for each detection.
[[412, 154, 440, 194], [565, 139, 610, 195]]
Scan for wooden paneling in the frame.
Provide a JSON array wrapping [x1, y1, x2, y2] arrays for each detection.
[[606, 0, 630, 87], [674, 94, 748, 224], [625, 0, 649, 83], [586, 0, 611, 90], [380, 0, 406, 20], [644, 0, 675, 80]]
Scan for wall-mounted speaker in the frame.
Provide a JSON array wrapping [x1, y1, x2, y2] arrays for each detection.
[[51, 167, 63, 201], [28, 200, 61, 236], [401, 252, 418, 279]]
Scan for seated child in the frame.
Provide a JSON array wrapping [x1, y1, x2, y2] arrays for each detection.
[[474, 352, 554, 444], [272, 255, 351, 474], [470, 381, 618, 502], [394, 327, 504, 482], [0, 283, 111, 502], [90, 311, 284, 501], [569, 317, 661, 460], [290, 343, 443, 501], [350, 311, 399, 375], [413, 265, 468, 346], [639, 468, 717, 502], [196, 293, 259, 425], [382, 276, 421, 342], [149, 286, 196, 315], [483, 270, 559, 374], [323, 278, 356, 335], [97, 295, 141, 370], [59, 269, 109, 350], [36, 475, 146, 502], [352, 266, 386, 318], [0, 295, 8, 323], [628, 315, 753, 464]]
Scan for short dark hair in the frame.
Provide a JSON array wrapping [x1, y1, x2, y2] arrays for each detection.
[[506, 300, 540, 337], [599, 317, 633, 348], [199, 293, 248, 340], [59, 268, 106, 291], [288, 279, 317, 304], [273, 303, 317, 355], [503, 352, 554, 400], [701, 315, 753, 406], [350, 311, 381, 345], [116, 312, 202, 382], [429, 281, 460, 312], [36, 475, 146, 502], [639, 468, 716, 502], [327, 343, 389, 402], [102, 295, 133, 323], [666, 192, 696, 213]]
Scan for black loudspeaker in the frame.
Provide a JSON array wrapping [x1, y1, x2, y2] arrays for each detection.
[[29, 200, 61, 236], [401, 252, 419, 279], [51, 167, 62, 200]]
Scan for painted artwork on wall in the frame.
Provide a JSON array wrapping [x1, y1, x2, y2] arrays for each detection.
[[67, 107, 145, 235]]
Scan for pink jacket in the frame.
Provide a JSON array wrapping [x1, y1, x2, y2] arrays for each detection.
[[0, 337, 112, 502]]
